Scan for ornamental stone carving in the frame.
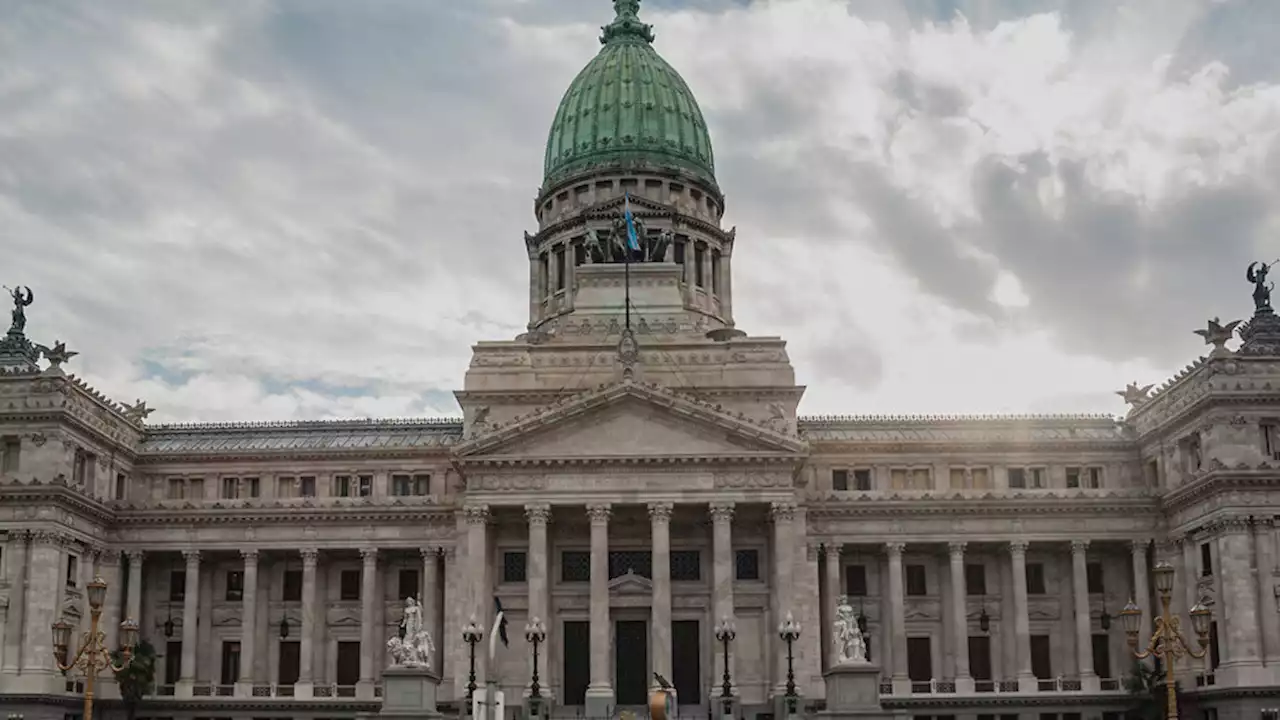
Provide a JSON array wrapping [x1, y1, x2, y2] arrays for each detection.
[[525, 503, 552, 525], [708, 502, 734, 523], [647, 502, 673, 522], [769, 502, 796, 522], [587, 504, 612, 524], [464, 505, 491, 525]]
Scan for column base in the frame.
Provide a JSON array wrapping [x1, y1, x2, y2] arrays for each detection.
[[294, 681, 315, 699], [584, 684, 615, 716], [890, 676, 911, 695], [176, 679, 195, 699], [1016, 674, 1037, 693], [357, 679, 377, 701], [1079, 673, 1100, 693], [235, 681, 254, 698], [953, 675, 975, 694]]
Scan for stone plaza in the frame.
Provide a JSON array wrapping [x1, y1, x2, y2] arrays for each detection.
[[2, 2, 1280, 720]]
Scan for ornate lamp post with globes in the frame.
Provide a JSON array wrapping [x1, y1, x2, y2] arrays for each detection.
[[462, 614, 485, 714], [715, 616, 736, 718], [778, 611, 802, 716], [1120, 561, 1212, 720], [525, 617, 546, 717], [51, 576, 140, 720]]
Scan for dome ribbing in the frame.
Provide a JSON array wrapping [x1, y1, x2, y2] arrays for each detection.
[[542, 0, 717, 190]]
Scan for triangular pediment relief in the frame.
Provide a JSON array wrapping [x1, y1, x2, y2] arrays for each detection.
[[609, 570, 652, 594], [454, 381, 806, 461], [585, 194, 671, 218]]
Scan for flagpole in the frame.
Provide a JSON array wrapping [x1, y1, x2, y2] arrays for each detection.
[[624, 228, 631, 332]]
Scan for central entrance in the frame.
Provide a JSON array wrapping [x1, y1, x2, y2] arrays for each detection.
[[614, 620, 649, 705]]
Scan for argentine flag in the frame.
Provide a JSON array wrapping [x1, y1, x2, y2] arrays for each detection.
[[623, 193, 641, 252]]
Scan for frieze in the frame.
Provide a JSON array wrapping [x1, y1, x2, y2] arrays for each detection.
[[713, 471, 792, 489], [903, 598, 941, 621], [1027, 598, 1060, 620]]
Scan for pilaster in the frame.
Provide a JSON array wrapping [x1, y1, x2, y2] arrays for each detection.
[[237, 549, 260, 697], [525, 503, 552, 696], [710, 502, 736, 695], [2, 532, 27, 675], [1131, 540, 1152, 658], [1008, 541, 1035, 692], [1216, 517, 1266, 685], [420, 546, 442, 673], [177, 549, 201, 698], [1070, 540, 1098, 691], [358, 547, 379, 699], [585, 503, 614, 715], [948, 542, 974, 693], [1252, 520, 1280, 672], [649, 502, 673, 689], [296, 548, 318, 699], [822, 542, 841, 671], [885, 541, 909, 695], [464, 504, 490, 684], [770, 501, 796, 695]]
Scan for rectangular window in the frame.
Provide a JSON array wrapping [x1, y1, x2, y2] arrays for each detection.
[[167, 478, 184, 500], [555, 244, 567, 291], [277, 475, 295, 497], [608, 550, 652, 579], [670, 550, 701, 581], [969, 635, 992, 680], [282, 570, 302, 602], [1200, 543, 1212, 576], [165, 641, 182, 685], [832, 469, 848, 491], [391, 474, 431, 496], [66, 555, 78, 587], [694, 243, 706, 287], [398, 569, 420, 599], [339, 570, 360, 600], [243, 477, 260, 498], [853, 469, 872, 490], [1066, 466, 1082, 488], [674, 238, 686, 265], [220, 641, 241, 685], [503, 551, 528, 583], [114, 472, 127, 501], [710, 249, 721, 293], [278, 641, 301, 685], [1008, 467, 1026, 488], [1030, 635, 1052, 678], [0, 435, 19, 473], [169, 570, 186, 601], [1263, 422, 1279, 457], [905, 564, 927, 596], [1028, 467, 1046, 488], [334, 475, 353, 497], [226, 571, 244, 601], [1092, 634, 1112, 678], [358, 475, 373, 497], [188, 477, 204, 498], [845, 565, 868, 597], [561, 550, 590, 582], [1026, 563, 1047, 594], [300, 475, 316, 497], [1086, 562, 1104, 593], [1086, 467, 1103, 488], [73, 449, 97, 487], [734, 549, 759, 580], [221, 477, 239, 499], [539, 253, 549, 297], [965, 564, 987, 595]]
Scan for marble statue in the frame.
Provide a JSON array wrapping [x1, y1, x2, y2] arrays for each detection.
[[387, 596, 435, 668], [832, 595, 867, 664]]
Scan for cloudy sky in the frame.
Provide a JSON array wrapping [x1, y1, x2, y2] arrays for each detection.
[[3, 0, 1279, 423]]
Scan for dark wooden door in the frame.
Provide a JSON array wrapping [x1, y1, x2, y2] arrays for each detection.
[[164, 641, 182, 685], [615, 620, 648, 705], [907, 637, 932, 681], [278, 641, 301, 685], [1092, 634, 1112, 678], [672, 620, 701, 705], [563, 621, 589, 705], [220, 641, 240, 685], [1030, 635, 1052, 679], [968, 636, 992, 680], [336, 641, 361, 686]]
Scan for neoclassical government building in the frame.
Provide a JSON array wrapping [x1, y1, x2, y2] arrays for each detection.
[[2, 2, 1279, 720]]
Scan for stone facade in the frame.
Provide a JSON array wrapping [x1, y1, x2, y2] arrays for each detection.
[[3, 4, 1280, 720]]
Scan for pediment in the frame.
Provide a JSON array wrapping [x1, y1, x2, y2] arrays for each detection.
[[454, 381, 806, 462], [586, 194, 670, 217], [609, 570, 652, 594]]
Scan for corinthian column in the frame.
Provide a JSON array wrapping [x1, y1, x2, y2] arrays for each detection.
[[125, 551, 144, 632], [822, 543, 841, 670], [1131, 540, 1151, 653], [178, 550, 201, 697], [1070, 541, 1097, 690], [526, 504, 551, 692], [358, 548, 379, 697], [421, 546, 441, 671], [297, 548, 318, 697], [464, 504, 491, 682], [237, 550, 260, 695], [2, 533, 28, 675], [650, 502, 673, 688], [1009, 541, 1035, 691], [886, 542, 908, 694], [585, 504, 614, 715], [948, 542, 973, 693], [770, 502, 796, 694], [710, 503, 736, 691]]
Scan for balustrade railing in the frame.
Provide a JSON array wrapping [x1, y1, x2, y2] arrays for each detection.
[[882, 675, 1128, 695]]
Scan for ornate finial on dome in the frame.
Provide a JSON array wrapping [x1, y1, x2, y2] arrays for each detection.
[[601, 0, 655, 45]]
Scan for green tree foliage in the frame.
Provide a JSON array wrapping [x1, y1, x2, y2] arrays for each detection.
[[1126, 659, 1184, 720], [112, 639, 157, 720]]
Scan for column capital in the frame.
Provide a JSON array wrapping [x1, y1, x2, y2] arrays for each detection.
[[769, 501, 796, 522], [1255, 517, 1276, 531], [948, 541, 967, 557], [98, 548, 121, 566], [885, 541, 905, 557], [419, 545, 441, 559], [300, 548, 319, 566], [241, 549, 260, 563], [464, 504, 491, 525], [586, 503, 612, 525], [1070, 540, 1089, 555], [647, 502, 673, 523], [823, 541, 842, 557], [442, 545, 457, 560], [806, 541, 821, 562], [524, 503, 552, 526], [182, 549, 201, 565], [125, 550, 145, 564], [709, 502, 735, 523], [1131, 539, 1151, 554], [1008, 540, 1029, 556], [360, 547, 378, 564]]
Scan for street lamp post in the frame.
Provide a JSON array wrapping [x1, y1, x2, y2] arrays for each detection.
[[714, 617, 736, 717], [51, 577, 140, 720], [462, 614, 484, 714], [1120, 562, 1212, 720], [778, 611, 801, 716], [525, 618, 546, 717]]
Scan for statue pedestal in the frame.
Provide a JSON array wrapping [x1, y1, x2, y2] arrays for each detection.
[[379, 666, 442, 720], [820, 663, 891, 720]]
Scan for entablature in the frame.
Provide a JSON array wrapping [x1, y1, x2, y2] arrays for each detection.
[[110, 503, 457, 528], [460, 466, 799, 506]]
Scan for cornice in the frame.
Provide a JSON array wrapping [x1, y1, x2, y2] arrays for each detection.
[[881, 693, 1132, 710], [456, 453, 802, 469], [0, 479, 116, 524], [114, 697, 380, 712], [806, 492, 1159, 519], [531, 190, 728, 246], [111, 504, 458, 527], [1160, 467, 1280, 515], [135, 447, 457, 465]]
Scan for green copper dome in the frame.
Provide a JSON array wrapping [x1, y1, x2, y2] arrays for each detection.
[[543, 0, 717, 190]]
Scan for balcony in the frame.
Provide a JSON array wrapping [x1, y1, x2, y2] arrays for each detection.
[[152, 682, 381, 699], [880, 675, 1131, 697]]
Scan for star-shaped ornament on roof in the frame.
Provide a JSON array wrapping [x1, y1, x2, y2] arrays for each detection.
[[36, 340, 78, 371]]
